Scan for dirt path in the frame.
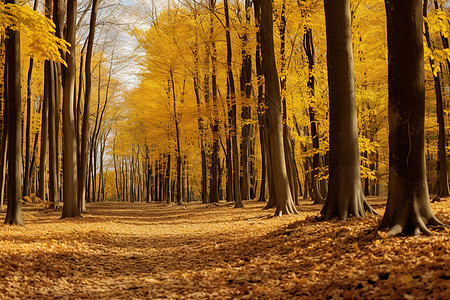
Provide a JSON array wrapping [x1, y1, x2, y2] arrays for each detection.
[[0, 199, 449, 299]]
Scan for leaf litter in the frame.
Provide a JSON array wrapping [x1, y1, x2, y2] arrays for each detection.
[[0, 197, 448, 299]]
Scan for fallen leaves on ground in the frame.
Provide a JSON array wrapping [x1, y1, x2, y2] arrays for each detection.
[[0, 198, 449, 299]]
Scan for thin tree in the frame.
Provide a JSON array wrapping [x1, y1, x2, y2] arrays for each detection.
[[257, 0, 297, 215], [320, 0, 374, 220], [239, 0, 253, 201], [0, 51, 8, 208], [79, 0, 100, 212], [423, 0, 449, 197], [381, 0, 443, 236], [62, 0, 80, 218], [224, 0, 243, 208], [4, 0, 23, 225]]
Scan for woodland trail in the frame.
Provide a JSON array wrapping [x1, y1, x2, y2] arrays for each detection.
[[0, 199, 449, 299]]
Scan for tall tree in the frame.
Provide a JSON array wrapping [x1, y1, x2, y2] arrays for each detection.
[[239, 0, 253, 201], [381, 0, 443, 236], [62, 0, 80, 218], [4, 0, 23, 225], [79, 0, 100, 212], [209, 0, 220, 204], [224, 0, 243, 208], [257, 0, 297, 216], [423, 0, 449, 197], [320, 0, 374, 220], [0, 42, 8, 208], [300, 0, 324, 204]]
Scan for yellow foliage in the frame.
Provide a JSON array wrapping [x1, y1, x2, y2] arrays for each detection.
[[0, 3, 69, 65]]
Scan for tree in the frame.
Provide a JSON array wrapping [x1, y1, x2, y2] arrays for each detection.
[[423, 0, 450, 198], [320, 0, 374, 220], [79, 0, 100, 212], [4, 0, 23, 225], [62, 0, 80, 218], [224, 0, 243, 208], [381, 0, 443, 236], [257, 0, 297, 216]]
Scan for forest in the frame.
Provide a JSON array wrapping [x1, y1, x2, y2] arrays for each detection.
[[0, 0, 449, 298]]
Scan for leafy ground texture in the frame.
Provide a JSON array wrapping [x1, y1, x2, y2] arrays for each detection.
[[0, 197, 449, 299]]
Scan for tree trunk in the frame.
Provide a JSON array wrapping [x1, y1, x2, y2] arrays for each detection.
[[0, 119, 7, 208], [224, 0, 243, 208], [79, 0, 99, 211], [258, 0, 297, 215], [423, 0, 449, 197], [209, 0, 220, 204], [39, 67, 49, 203], [0, 58, 7, 208], [4, 0, 23, 224], [381, 0, 443, 236], [320, 0, 374, 220], [48, 60, 59, 209], [303, 22, 324, 204], [61, 0, 80, 218], [23, 57, 34, 197], [240, 0, 252, 201], [255, 4, 267, 203], [192, 27, 208, 204], [278, 1, 298, 205], [0, 36, 6, 208]]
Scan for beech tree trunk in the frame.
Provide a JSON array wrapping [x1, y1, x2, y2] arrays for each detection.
[[278, 1, 299, 205], [258, 0, 297, 215], [254, 4, 267, 203], [62, 0, 80, 218], [320, 0, 374, 220], [423, 0, 449, 197], [192, 20, 208, 204], [381, 0, 443, 236], [0, 119, 7, 208], [39, 66, 49, 203], [79, 0, 99, 212], [240, 0, 252, 201], [209, 0, 220, 204], [23, 57, 34, 197], [4, 0, 23, 224], [23, 0, 39, 197], [0, 37, 6, 208], [224, 0, 243, 208], [47, 0, 60, 209], [302, 20, 323, 204]]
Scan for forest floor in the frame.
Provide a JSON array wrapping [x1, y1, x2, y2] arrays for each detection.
[[0, 197, 449, 299]]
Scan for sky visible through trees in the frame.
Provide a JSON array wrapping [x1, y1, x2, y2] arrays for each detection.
[[0, 0, 449, 298]]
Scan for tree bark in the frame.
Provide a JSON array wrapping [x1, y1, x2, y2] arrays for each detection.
[[423, 0, 449, 197], [302, 20, 324, 204], [61, 0, 80, 218], [209, 0, 220, 204], [240, 0, 253, 201], [224, 0, 243, 208], [381, 0, 443, 236], [258, 0, 297, 215], [254, 3, 268, 203], [23, 0, 39, 197], [4, 0, 23, 224], [79, 0, 99, 211], [320, 0, 374, 220], [0, 119, 7, 208]]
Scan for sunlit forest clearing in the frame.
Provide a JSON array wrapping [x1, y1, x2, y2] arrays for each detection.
[[1, 0, 450, 298]]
